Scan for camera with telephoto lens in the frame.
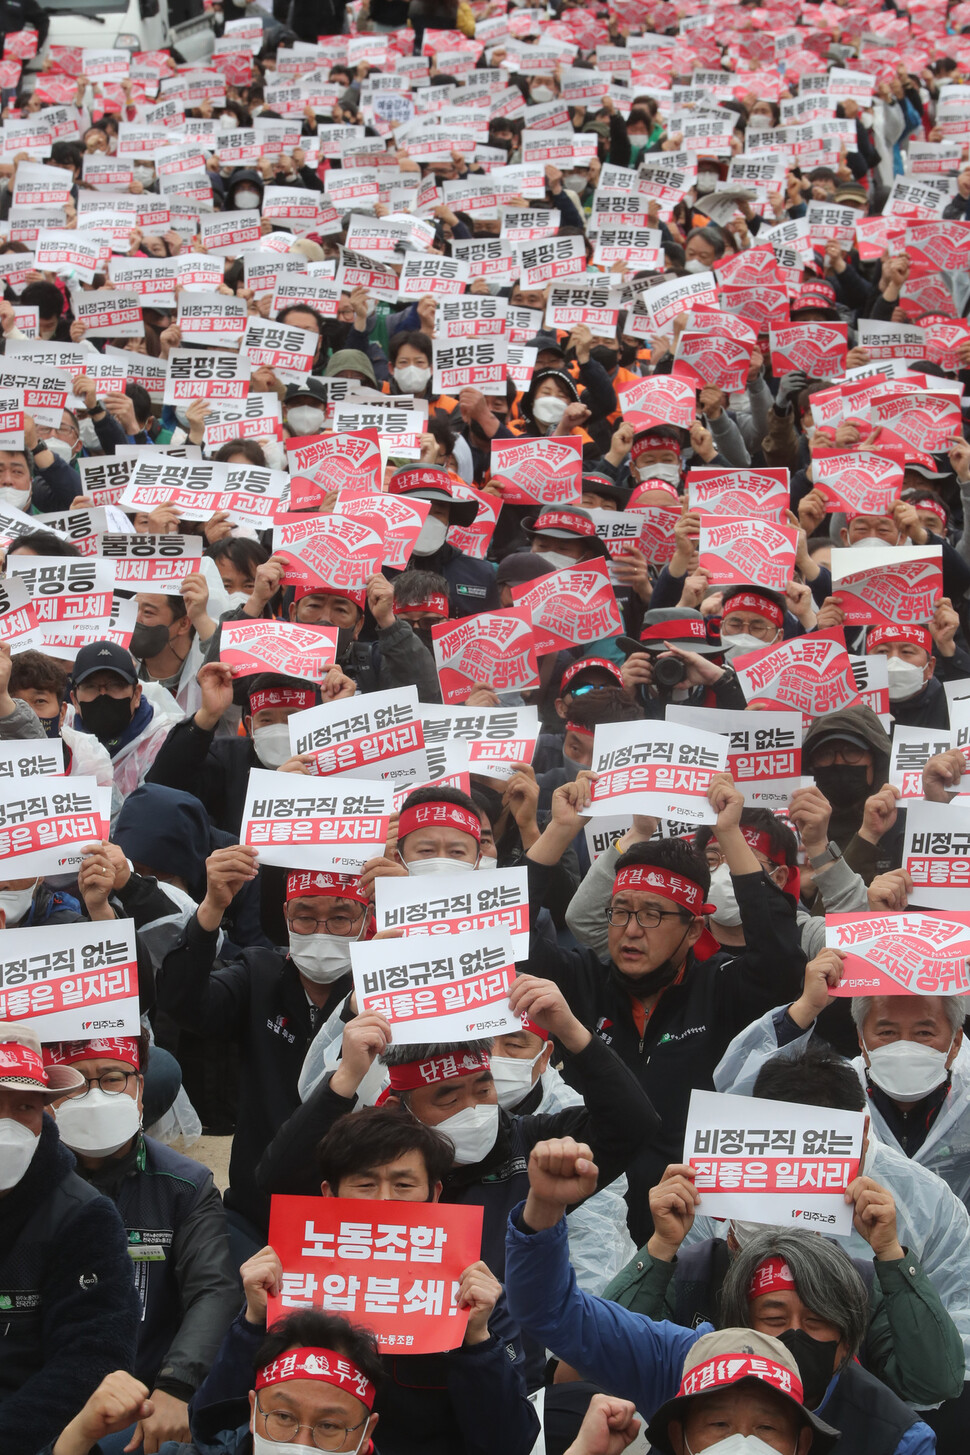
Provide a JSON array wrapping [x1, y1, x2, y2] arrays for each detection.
[[653, 655, 687, 689]]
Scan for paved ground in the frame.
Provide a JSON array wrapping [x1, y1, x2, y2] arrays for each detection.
[[179, 1133, 232, 1191]]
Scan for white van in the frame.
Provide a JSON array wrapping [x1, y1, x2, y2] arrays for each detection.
[[39, 0, 216, 67]]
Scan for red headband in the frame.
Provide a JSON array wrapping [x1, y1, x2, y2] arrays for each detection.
[[631, 479, 680, 502], [748, 1255, 797, 1300], [532, 509, 596, 538], [294, 582, 367, 609], [44, 1038, 140, 1070], [679, 1353, 803, 1406], [612, 864, 713, 916], [909, 497, 947, 527], [520, 1015, 549, 1042], [286, 870, 367, 906], [390, 466, 462, 498], [723, 593, 783, 628], [561, 656, 624, 691], [394, 593, 450, 618], [565, 720, 594, 738], [866, 623, 932, 655], [255, 1348, 376, 1410], [640, 617, 708, 644], [249, 687, 315, 715], [632, 434, 682, 463], [0, 1041, 49, 1088], [739, 826, 787, 866], [397, 802, 481, 843], [387, 1049, 491, 1091]]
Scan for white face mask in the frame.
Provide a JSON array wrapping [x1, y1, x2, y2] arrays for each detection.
[[436, 1101, 499, 1165], [54, 1086, 141, 1157], [687, 1435, 785, 1455], [234, 189, 261, 209], [0, 486, 30, 510], [133, 164, 155, 185], [851, 535, 893, 549], [721, 632, 775, 657], [695, 171, 719, 194], [79, 418, 100, 451], [407, 857, 478, 876], [747, 113, 772, 130], [288, 931, 355, 984], [531, 85, 554, 103], [252, 1416, 370, 1455], [706, 862, 742, 927], [684, 257, 709, 273], [287, 406, 326, 436], [260, 440, 288, 471], [865, 1036, 953, 1103], [490, 1051, 545, 1111], [536, 548, 578, 571], [643, 461, 680, 485], [0, 882, 37, 925], [532, 395, 568, 426], [413, 515, 449, 556], [393, 364, 431, 394], [253, 723, 293, 769], [564, 173, 588, 191], [886, 656, 926, 702], [45, 438, 76, 464], [0, 1117, 40, 1190]]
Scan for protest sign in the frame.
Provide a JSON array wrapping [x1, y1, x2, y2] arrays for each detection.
[[431, 609, 538, 705], [121, 456, 287, 530], [733, 630, 860, 720], [889, 726, 958, 800], [870, 388, 962, 453], [219, 620, 339, 680], [615, 374, 697, 431], [825, 910, 970, 996], [0, 919, 139, 1039], [267, 1195, 483, 1353], [288, 688, 430, 783], [666, 707, 802, 809], [239, 768, 393, 873], [0, 739, 64, 782], [332, 494, 429, 570], [5, 557, 115, 624], [698, 517, 798, 592], [510, 561, 622, 657], [0, 775, 110, 878], [488, 436, 583, 507], [769, 323, 848, 376], [351, 928, 519, 1042], [686, 469, 790, 523], [97, 534, 203, 589], [830, 545, 942, 626], [375, 866, 529, 956], [902, 801, 970, 910], [285, 431, 383, 495], [419, 705, 538, 783], [163, 350, 251, 405], [812, 454, 903, 516], [684, 1088, 863, 1236], [273, 514, 386, 594], [587, 719, 727, 824]]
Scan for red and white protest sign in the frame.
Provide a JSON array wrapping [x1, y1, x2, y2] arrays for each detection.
[[587, 718, 727, 825], [289, 688, 429, 784], [447, 484, 498, 562], [685, 1089, 863, 1235], [902, 801, 970, 911], [831, 545, 942, 626], [667, 706, 802, 811], [240, 767, 394, 872], [0, 776, 110, 879], [813, 453, 904, 516], [3, 30, 38, 59], [687, 469, 789, 523], [698, 517, 798, 592], [219, 620, 339, 680], [351, 928, 519, 1042], [431, 609, 538, 705], [163, 351, 251, 405], [889, 725, 962, 802], [267, 1195, 483, 1354], [0, 918, 139, 1039], [333, 494, 430, 571], [121, 457, 286, 530], [285, 431, 383, 496], [869, 388, 963, 454], [630, 504, 679, 566], [673, 331, 754, 394], [489, 436, 582, 507], [904, 220, 970, 272], [825, 910, 970, 996], [97, 534, 202, 589], [419, 704, 539, 784], [5, 557, 114, 624], [769, 323, 848, 376], [0, 577, 40, 652], [510, 561, 622, 657], [375, 866, 530, 956], [273, 515, 386, 594], [616, 374, 697, 431], [733, 629, 861, 720]]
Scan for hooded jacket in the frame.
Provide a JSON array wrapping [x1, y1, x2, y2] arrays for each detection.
[[802, 703, 899, 875]]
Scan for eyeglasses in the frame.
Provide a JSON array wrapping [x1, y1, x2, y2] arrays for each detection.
[[255, 1399, 367, 1451], [809, 743, 869, 767], [75, 1070, 136, 1095], [75, 680, 134, 700], [720, 616, 777, 640], [606, 906, 691, 929], [287, 908, 365, 936]]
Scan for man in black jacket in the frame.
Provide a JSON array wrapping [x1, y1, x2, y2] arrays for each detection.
[[523, 773, 806, 1244], [0, 1021, 138, 1455], [44, 1032, 239, 1454]]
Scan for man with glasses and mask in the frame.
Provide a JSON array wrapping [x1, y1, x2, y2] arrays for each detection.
[[524, 772, 805, 1244], [158, 858, 371, 1263], [43, 1034, 238, 1455], [68, 641, 183, 798], [184, 1108, 540, 1455]]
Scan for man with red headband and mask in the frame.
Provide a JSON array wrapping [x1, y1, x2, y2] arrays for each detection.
[[524, 773, 805, 1245], [158, 861, 372, 1264], [865, 624, 947, 729]]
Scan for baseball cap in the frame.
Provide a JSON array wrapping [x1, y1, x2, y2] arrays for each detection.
[[283, 377, 329, 406], [71, 641, 138, 687], [647, 1328, 839, 1455], [522, 506, 610, 557], [388, 465, 479, 527], [0, 1023, 84, 1102], [560, 657, 624, 692]]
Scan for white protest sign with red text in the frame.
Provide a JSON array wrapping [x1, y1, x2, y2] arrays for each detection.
[[698, 517, 798, 592], [830, 545, 942, 627], [239, 768, 393, 873], [733, 629, 860, 720], [489, 436, 582, 507], [219, 621, 339, 680], [588, 718, 727, 825], [351, 928, 519, 1042], [0, 919, 139, 1039], [825, 910, 970, 996], [510, 561, 621, 657]]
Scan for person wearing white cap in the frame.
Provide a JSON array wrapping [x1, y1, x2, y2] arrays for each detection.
[[0, 1022, 139, 1453]]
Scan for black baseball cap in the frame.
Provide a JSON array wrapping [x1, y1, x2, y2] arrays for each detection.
[[71, 641, 138, 686]]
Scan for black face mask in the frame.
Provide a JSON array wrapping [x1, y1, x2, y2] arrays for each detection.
[[591, 345, 619, 372], [778, 1329, 839, 1409], [611, 958, 683, 999], [79, 693, 134, 746], [619, 342, 640, 368], [324, 320, 352, 350], [812, 763, 871, 807], [414, 626, 435, 655], [130, 622, 170, 660], [37, 713, 61, 740]]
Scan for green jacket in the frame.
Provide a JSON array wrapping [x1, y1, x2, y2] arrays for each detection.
[[603, 1238, 965, 1409]]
